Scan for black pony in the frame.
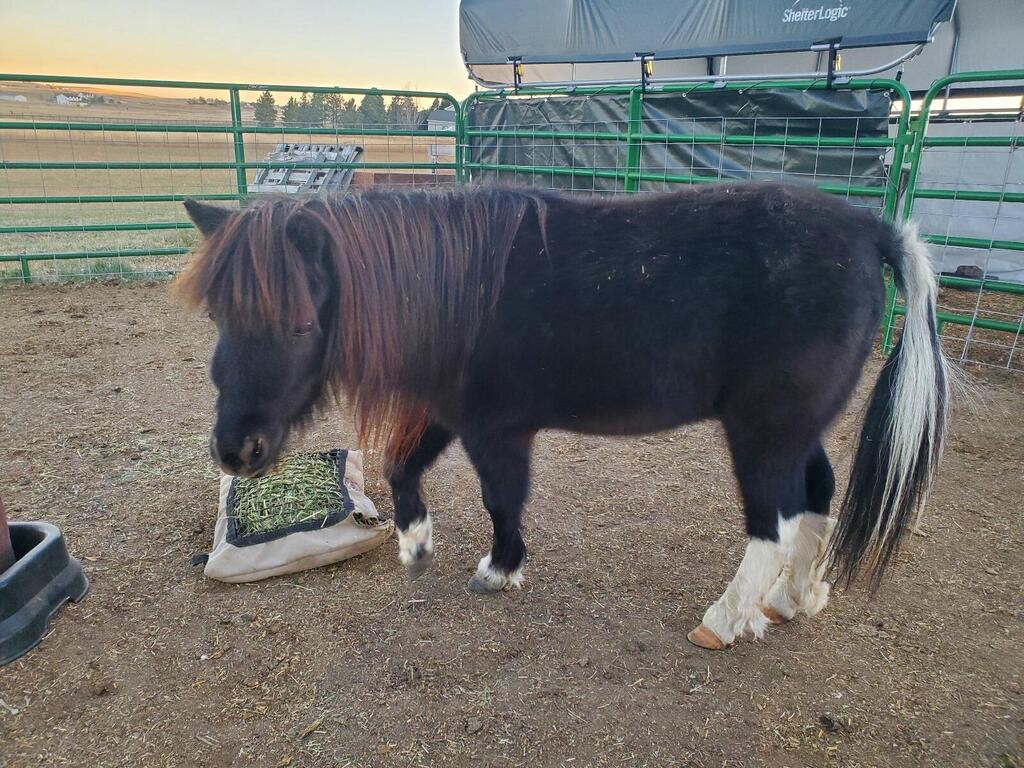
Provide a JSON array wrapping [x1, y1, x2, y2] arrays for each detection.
[[178, 183, 948, 650]]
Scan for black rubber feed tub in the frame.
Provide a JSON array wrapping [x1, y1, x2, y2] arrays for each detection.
[[0, 522, 88, 666]]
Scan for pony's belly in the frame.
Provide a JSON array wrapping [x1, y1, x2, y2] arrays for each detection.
[[550, 403, 704, 436]]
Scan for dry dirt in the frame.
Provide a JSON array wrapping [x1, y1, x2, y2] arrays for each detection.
[[0, 282, 1021, 768]]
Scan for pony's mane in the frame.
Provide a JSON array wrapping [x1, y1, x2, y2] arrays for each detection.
[[175, 187, 539, 463]]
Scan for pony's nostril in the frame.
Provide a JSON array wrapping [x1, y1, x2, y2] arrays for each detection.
[[212, 432, 269, 473], [237, 434, 268, 468]]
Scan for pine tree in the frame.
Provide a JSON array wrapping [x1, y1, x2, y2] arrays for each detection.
[[386, 95, 420, 127], [324, 93, 343, 127], [357, 93, 387, 126], [387, 96, 404, 126], [402, 95, 419, 125], [282, 97, 300, 126], [297, 92, 312, 126], [253, 90, 277, 127], [339, 98, 358, 126], [307, 92, 326, 128]]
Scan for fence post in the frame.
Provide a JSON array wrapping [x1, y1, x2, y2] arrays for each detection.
[[19, 257, 31, 284], [454, 97, 466, 185], [881, 273, 898, 353], [879, 82, 915, 353], [229, 89, 248, 199], [624, 88, 643, 193]]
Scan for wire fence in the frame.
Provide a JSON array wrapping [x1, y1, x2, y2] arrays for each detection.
[[462, 79, 907, 219], [887, 71, 1024, 372], [1, 71, 1021, 371], [0, 75, 459, 283]]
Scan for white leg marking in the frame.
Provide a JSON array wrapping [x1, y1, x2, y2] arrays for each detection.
[[397, 514, 433, 566], [765, 513, 835, 619], [473, 553, 525, 591], [701, 534, 786, 645]]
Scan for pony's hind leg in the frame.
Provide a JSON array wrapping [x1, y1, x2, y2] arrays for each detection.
[[688, 532, 790, 650], [461, 430, 532, 593], [688, 429, 811, 650], [763, 445, 836, 624], [388, 423, 453, 579]]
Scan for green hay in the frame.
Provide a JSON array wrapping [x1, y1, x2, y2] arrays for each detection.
[[232, 453, 343, 536]]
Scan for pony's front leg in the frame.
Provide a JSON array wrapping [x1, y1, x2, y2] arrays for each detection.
[[461, 430, 533, 593], [388, 424, 452, 580]]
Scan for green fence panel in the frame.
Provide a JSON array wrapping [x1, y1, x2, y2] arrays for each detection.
[[0, 73, 461, 283], [882, 69, 1024, 370], [3, 70, 1021, 372], [461, 78, 913, 219]]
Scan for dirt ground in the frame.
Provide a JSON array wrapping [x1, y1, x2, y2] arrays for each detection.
[[0, 282, 1021, 768]]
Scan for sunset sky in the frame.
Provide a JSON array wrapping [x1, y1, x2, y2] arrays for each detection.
[[2, 0, 473, 97]]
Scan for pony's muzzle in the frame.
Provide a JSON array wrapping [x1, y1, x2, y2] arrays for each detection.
[[211, 432, 269, 477]]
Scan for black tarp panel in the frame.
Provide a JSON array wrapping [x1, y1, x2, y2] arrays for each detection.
[[469, 93, 631, 193], [467, 88, 891, 204]]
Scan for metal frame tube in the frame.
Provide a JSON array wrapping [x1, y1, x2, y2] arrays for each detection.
[[464, 46, 925, 91]]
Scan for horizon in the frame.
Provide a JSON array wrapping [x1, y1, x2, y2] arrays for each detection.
[[2, 0, 475, 99]]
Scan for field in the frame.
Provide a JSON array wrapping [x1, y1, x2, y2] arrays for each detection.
[[0, 129, 449, 261], [0, 83, 455, 280], [0, 281, 1021, 768]]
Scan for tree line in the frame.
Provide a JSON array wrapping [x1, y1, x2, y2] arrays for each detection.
[[253, 91, 448, 128]]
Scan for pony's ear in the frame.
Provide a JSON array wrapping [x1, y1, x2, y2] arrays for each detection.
[[183, 199, 231, 237], [286, 208, 327, 260]]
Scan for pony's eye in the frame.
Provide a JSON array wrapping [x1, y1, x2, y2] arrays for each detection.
[[293, 321, 315, 337]]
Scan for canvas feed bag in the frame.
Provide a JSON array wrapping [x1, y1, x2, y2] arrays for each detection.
[[197, 449, 393, 583]]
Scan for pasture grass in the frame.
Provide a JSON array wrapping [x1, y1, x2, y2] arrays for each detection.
[[1, 114, 455, 266]]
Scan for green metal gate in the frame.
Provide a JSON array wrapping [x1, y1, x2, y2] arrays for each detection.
[[2, 70, 1022, 370], [462, 78, 912, 221], [0, 74, 461, 283], [884, 70, 1024, 370]]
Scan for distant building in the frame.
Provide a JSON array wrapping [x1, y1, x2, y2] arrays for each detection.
[[426, 107, 457, 132], [427, 107, 457, 166], [54, 92, 90, 106], [0, 94, 28, 103]]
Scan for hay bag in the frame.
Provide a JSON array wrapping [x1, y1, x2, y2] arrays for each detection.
[[195, 449, 393, 583]]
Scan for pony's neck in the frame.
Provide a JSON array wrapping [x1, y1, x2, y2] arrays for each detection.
[[323, 190, 530, 402]]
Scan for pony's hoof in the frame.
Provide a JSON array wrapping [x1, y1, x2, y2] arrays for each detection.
[[406, 549, 433, 581], [467, 554, 524, 594], [687, 624, 731, 651], [467, 573, 502, 593], [761, 605, 790, 625]]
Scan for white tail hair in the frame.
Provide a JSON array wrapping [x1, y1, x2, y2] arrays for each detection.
[[829, 222, 950, 586], [882, 223, 949, 532]]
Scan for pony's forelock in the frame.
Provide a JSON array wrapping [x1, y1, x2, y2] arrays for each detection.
[[174, 197, 320, 337]]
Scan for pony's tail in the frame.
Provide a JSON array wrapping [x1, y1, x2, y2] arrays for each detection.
[[829, 223, 950, 589]]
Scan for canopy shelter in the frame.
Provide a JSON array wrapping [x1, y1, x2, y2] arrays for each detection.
[[460, 0, 1021, 93]]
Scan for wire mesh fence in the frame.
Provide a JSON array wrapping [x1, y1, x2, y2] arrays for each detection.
[[463, 82, 903, 216], [2, 71, 1022, 371], [891, 71, 1024, 372], [0, 76, 459, 283]]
